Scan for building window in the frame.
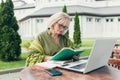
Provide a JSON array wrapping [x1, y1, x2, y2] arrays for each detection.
[[36, 19, 39, 23], [70, 18, 72, 21], [118, 18, 120, 22], [111, 19, 113, 22], [36, 19, 43, 23], [86, 17, 92, 22], [106, 19, 109, 22], [95, 18, 101, 22], [106, 18, 113, 22], [40, 19, 43, 23]]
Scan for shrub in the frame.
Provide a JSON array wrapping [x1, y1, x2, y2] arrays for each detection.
[[0, 26, 21, 61]]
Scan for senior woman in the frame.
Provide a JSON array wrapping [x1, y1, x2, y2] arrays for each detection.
[[26, 12, 79, 67]]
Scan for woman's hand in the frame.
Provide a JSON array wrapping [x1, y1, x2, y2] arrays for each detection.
[[72, 54, 80, 61], [64, 55, 80, 63], [44, 56, 52, 62]]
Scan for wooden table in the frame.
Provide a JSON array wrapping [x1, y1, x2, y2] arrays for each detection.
[[19, 65, 120, 80]]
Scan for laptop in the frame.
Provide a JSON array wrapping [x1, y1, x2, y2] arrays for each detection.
[[58, 38, 117, 73]]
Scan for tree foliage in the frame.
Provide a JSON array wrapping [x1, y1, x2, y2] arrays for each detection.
[[0, 0, 21, 61], [0, 0, 5, 28], [62, 5, 67, 13], [62, 5, 69, 38], [73, 12, 82, 48]]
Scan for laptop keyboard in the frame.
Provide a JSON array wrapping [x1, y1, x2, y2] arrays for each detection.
[[70, 63, 86, 69]]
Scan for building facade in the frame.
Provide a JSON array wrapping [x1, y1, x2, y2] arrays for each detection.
[[13, 0, 120, 40]]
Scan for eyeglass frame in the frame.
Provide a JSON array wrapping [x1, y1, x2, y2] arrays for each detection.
[[56, 22, 68, 30]]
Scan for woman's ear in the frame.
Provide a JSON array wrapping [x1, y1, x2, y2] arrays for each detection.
[[51, 24, 55, 30]]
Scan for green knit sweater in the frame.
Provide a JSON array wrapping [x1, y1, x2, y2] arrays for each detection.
[[26, 29, 73, 67]]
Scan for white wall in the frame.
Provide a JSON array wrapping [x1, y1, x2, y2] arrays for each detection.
[[14, 8, 35, 20], [16, 0, 120, 40], [18, 15, 120, 40]]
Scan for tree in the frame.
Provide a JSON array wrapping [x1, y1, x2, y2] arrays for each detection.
[[0, 0, 5, 28], [73, 12, 82, 48], [62, 5, 69, 38], [0, 26, 21, 61], [0, 0, 21, 61], [0, 0, 5, 47], [62, 5, 67, 13], [3, 0, 18, 31]]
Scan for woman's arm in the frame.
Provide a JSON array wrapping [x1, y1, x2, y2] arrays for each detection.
[[67, 39, 80, 61], [25, 40, 46, 67], [43, 56, 52, 62]]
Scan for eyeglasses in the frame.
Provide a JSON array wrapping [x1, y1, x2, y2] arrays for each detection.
[[57, 23, 68, 30]]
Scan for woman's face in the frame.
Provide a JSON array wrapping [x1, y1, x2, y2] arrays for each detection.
[[53, 21, 68, 35]]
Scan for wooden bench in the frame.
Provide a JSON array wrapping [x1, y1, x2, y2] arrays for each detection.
[[108, 44, 120, 69], [108, 58, 120, 69]]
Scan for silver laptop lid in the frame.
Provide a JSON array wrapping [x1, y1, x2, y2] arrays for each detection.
[[84, 38, 117, 73]]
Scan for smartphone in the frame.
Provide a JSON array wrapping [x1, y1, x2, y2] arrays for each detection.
[[45, 68, 62, 76]]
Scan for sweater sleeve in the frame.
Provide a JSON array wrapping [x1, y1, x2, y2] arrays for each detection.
[[25, 39, 45, 67]]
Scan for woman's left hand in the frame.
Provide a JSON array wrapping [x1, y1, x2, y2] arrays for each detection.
[[64, 55, 80, 63], [44, 56, 52, 62], [72, 54, 80, 61]]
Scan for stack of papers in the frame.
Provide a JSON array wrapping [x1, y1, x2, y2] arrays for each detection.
[[35, 61, 65, 69]]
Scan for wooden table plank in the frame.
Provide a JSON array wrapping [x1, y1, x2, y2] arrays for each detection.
[[20, 65, 120, 80]]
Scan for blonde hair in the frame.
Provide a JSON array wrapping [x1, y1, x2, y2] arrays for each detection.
[[47, 12, 70, 30]]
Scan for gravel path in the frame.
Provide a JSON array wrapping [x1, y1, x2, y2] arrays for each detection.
[[0, 72, 20, 80], [0, 67, 23, 80]]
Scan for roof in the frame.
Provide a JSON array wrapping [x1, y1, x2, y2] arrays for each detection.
[[14, 3, 35, 10], [19, 5, 120, 21], [13, 0, 26, 3]]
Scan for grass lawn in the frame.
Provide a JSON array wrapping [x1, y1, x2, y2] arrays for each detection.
[[81, 49, 91, 57], [0, 53, 28, 70], [81, 38, 120, 47], [82, 38, 95, 47], [0, 49, 91, 70]]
